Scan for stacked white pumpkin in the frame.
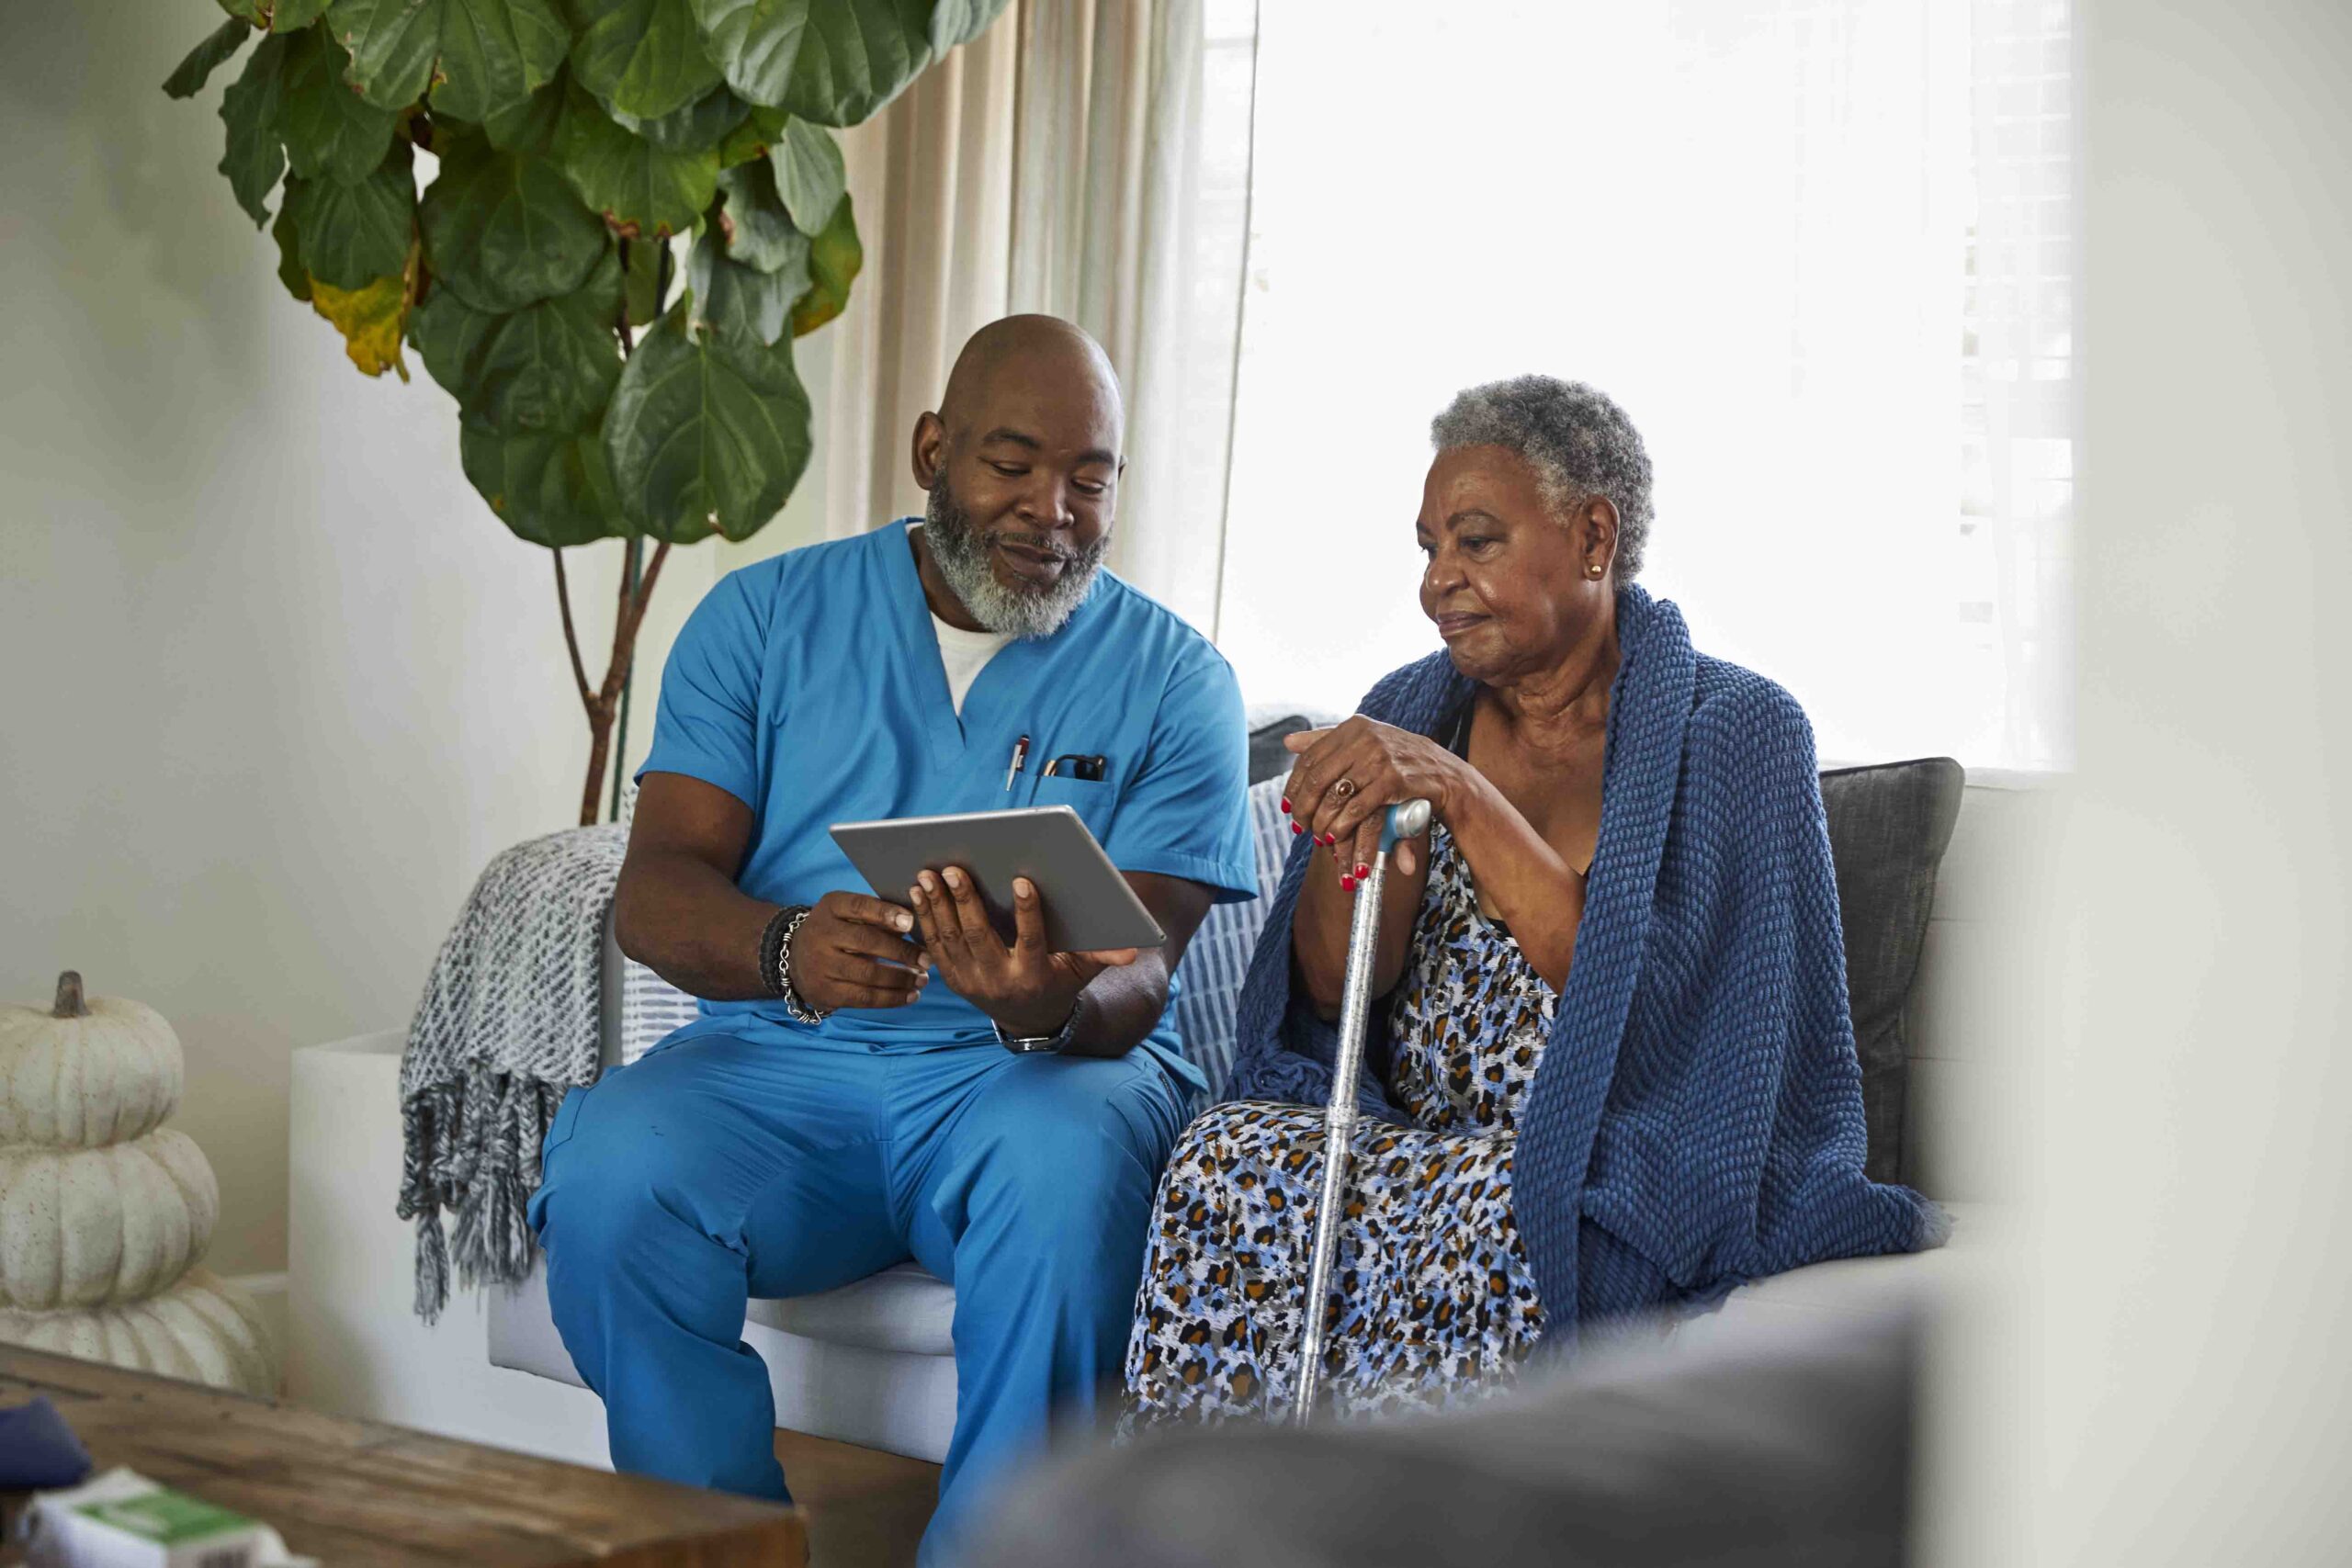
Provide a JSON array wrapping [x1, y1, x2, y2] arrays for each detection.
[[0, 972, 274, 1394]]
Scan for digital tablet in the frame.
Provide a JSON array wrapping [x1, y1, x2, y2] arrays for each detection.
[[830, 806, 1166, 953]]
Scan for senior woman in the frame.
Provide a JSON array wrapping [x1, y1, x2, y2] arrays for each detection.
[[1122, 376, 1943, 1425]]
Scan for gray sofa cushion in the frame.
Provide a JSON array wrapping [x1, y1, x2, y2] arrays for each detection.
[[1247, 714, 1312, 784], [969, 1298, 1918, 1568], [1817, 758, 1964, 1182]]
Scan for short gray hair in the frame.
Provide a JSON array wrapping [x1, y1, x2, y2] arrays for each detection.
[[1430, 376, 1656, 581]]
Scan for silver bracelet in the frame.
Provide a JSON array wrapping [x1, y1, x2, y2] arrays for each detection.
[[775, 906, 830, 1025]]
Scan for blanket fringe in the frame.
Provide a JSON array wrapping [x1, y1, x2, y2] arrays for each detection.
[[397, 1067, 558, 1324]]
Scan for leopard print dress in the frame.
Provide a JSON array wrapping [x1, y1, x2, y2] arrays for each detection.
[[1122, 823, 1554, 1427]]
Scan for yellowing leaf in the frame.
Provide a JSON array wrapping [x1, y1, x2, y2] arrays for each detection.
[[310, 243, 417, 379]]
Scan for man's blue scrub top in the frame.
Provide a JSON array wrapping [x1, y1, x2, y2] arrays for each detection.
[[637, 519, 1256, 1088]]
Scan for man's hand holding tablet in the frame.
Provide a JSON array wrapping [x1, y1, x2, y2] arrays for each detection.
[[786, 892, 932, 1013], [831, 805, 1173, 1053], [909, 867, 1139, 1042]]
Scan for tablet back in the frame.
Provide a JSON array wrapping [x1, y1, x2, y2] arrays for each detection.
[[830, 806, 1166, 953]]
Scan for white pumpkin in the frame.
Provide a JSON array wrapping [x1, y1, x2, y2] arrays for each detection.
[[0, 1129, 219, 1311], [0, 1268, 273, 1396], [0, 973, 183, 1147]]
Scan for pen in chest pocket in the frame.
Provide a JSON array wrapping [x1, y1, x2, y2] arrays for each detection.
[[1002, 734, 1030, 792]]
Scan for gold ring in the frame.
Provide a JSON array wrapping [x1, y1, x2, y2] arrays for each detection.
[[1333, 778, 1356, 798]]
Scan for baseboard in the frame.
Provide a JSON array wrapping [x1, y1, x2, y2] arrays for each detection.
[[222, 1271, 290, 1393]]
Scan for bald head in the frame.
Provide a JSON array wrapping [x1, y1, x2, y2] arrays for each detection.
[[936, 314, 1124, 449]]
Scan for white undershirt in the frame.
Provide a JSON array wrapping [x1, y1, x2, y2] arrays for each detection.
[[910, 524, 1015, 712], [933, 613, 1013, 713]]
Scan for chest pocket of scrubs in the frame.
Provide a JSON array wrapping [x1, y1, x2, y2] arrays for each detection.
[[1032, 773, 1115, 843]]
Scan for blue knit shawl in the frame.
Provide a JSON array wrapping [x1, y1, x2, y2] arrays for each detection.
[[1226, 586, 1946, 1339]]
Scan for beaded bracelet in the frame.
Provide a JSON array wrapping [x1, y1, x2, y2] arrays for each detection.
[[761, 905, 829, 1025]]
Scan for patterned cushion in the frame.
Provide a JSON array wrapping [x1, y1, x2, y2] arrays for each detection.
[[619, 954, 700, 1066], [1165, 777, 1293, 1105], [616, 781, 700, 1065]]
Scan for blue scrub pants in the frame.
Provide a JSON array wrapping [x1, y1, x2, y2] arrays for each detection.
[[528, 1020, 1187, 1564]]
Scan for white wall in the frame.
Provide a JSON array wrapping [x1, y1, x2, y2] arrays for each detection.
[[0, 9, 838, 1275], [1929, 3, 2352, 1562]]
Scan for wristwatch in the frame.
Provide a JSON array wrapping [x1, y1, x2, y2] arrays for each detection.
[[993, 1002, 1080, 1055]]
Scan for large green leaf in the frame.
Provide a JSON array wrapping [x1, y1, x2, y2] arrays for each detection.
[[568, 0, 725, 120], [286, 145, 416, 287], [710, 157, 796, 271], [927, 0, 1009, 51], [484, 73, 566, 153], [624, 234, 670, 324], [413, 250, 625, 431], [278, 25, 400, 186], [420, 132, 608, 311], [613, 83, 746, 151], [765, 113, 842, 234], [603, 301, 810, 541], [270, 202, 313, 300], [165, 20, 254, 100], [550, 81, 719, 238], [686, 231, 802, 346], [717, 111, 767, 167], [460, 419, 629, 545], [788, 189, 858, 336], [218, 33, 292, 225], [687, 0, 930, 125], [324, 0, 569, 121], [410, 279, 497, 391]]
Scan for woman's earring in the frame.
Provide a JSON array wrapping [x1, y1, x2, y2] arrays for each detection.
[[1588, 563, 1604, 579]]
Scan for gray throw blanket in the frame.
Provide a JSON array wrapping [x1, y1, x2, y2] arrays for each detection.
[[397, 825, 624, 1322]]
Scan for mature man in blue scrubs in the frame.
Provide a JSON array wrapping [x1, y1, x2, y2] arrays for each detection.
[[528, 315, 1255, 1562]]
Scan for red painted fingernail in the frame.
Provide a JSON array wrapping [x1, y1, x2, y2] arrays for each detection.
[[1354, 863, 1370, 879], [1340, 874, 1355, 892], [1292, 821, 1305, 835], [1321, 833, 1337, 847], [1280, 796, 1292, 814]]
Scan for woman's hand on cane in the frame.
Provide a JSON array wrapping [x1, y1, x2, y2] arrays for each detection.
[[1281, 718, 1460, 885]]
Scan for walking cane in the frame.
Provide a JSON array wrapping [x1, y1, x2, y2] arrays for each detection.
[[1290, 796, 1433, 1424]]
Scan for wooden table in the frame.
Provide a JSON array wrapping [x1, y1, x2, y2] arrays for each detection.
[[0, 1348, 805, 1566]]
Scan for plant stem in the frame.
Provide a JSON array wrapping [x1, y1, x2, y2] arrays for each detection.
[[52, 971, 86, 1019], [553, 548, 593, 709], [571, 537, 673, 828], [608, 536, 643, 823]]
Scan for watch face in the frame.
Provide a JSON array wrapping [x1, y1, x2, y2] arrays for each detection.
[[1006, 1035, 1061, 1054]]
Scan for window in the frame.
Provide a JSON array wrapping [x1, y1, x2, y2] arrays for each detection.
[[1205, 1, 2074, 771]]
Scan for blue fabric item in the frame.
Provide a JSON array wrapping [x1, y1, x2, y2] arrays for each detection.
[[1225, 586, 1947, 1339], [637, 519, 1255, 1084], [0, 1396, 93, 1490], [530, 1018, 1191, 1568]]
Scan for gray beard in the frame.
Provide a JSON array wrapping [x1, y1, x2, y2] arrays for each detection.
[[922, 482, 1106, 639]]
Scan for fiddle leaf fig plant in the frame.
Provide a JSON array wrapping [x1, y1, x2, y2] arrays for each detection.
[[166, 0, 1009, 825]]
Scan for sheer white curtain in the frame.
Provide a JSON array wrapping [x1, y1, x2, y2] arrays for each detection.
[[800, 0, 1254, 633], [1210, 1, 2075, 771]]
